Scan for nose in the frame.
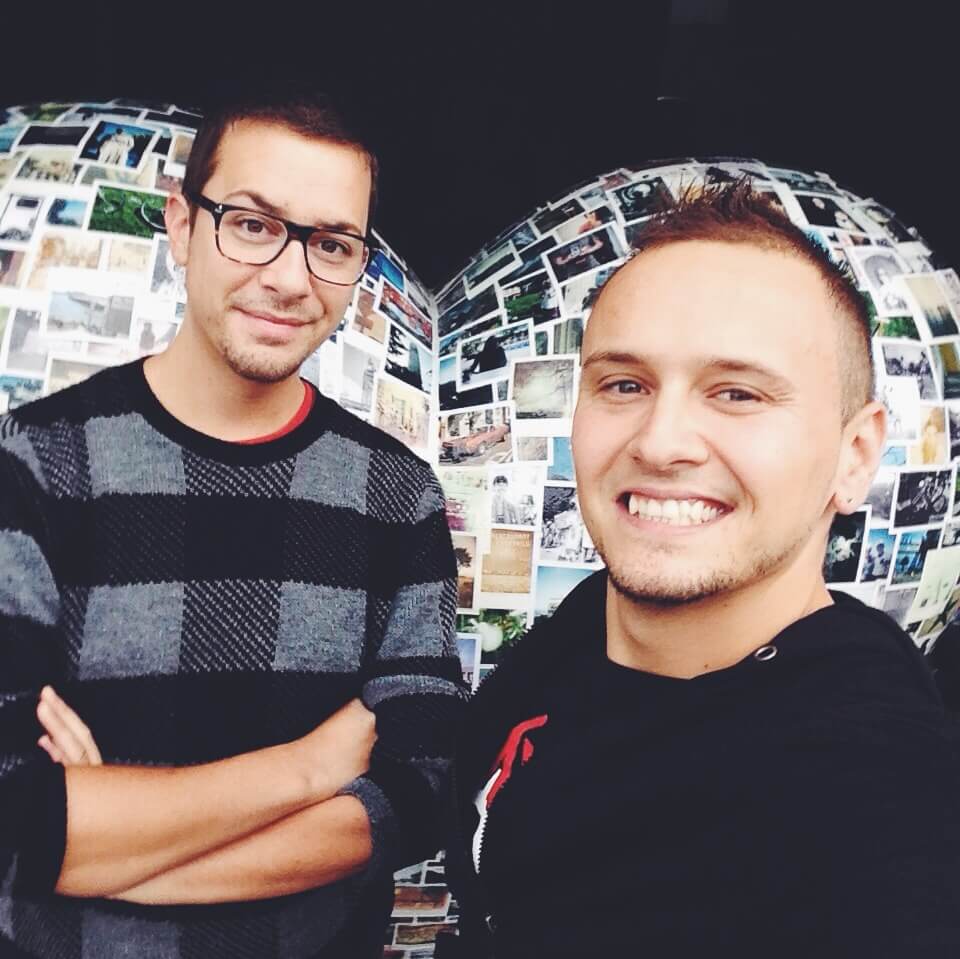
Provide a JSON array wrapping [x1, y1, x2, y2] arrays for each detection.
[[623, 384, 709, 471], [257, 236, 314, 298]]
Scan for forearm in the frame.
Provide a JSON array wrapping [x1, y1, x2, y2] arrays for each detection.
[[111, 795, 372, 904], [57, 741, 331, 898]]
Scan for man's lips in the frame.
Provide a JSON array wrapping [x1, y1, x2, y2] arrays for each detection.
[[617, 489, 733, 527], [236, 308, 308, 327]]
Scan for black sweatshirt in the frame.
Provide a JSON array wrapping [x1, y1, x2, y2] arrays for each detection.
[[439, 571, 960, 958]]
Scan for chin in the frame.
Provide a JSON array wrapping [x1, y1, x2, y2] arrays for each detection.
[[223, 345, 310, 384]]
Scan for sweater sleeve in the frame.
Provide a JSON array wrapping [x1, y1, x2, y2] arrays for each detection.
[[0, 422, 68, 893], [339, 461, 469, 878]]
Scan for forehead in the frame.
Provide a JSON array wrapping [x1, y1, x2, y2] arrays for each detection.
[[586, 240, 838, 374], [205, 119, 371, 228]]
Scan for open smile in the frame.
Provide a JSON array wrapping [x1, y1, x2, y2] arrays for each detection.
[[617, 491, 732, 528]]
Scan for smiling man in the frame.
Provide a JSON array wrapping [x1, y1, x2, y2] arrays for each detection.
[[0, 93, 465, 958], [439, 181, 960, 958]]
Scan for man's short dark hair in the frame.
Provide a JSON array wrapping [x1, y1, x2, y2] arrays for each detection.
[[618, 178, 874, 423], [182, 91, 379, 228]]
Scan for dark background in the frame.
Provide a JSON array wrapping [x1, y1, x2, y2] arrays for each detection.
[[5, 0, 957, 288]]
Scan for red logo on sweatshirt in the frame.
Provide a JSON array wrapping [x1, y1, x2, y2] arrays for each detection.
[[485, 714, 549, 808]]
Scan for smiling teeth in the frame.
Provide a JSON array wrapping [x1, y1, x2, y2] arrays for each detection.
[[627, 494, 720, 525]]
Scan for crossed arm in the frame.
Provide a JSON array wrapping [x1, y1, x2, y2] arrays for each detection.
[[36, 687, 376, 903]]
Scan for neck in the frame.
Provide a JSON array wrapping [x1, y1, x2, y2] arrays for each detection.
[[144, 319, 306, 442], [605, 545, 833, 679]]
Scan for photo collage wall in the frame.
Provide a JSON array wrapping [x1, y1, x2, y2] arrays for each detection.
[[3, 100, 960, 955]]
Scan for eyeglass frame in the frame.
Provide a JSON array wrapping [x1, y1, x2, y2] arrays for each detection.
[[183, 189, 376, 287]]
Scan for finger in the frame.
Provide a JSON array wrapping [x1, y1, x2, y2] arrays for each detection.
[[42, 688, 102, 765], [37, 699, 88, 765], [38, 734, 66, 765]]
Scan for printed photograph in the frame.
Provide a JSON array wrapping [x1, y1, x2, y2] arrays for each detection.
[[464, 241, 520, 294], [80, 162, 154, 188], [908, 406, 948, 466], [903, 274, 959, 339], [439, 355, 493, 412], [881, 341, 938, 401], [45, 356, 105, 396], [505, 220, 537, 251], [452, 533, 478, 610], [822, 511, 867, 583], [480, 528, 534, 595], [532, 199, 584, 235], [546, 227, 624, 284], [610, 177, 673, 222], [150, 235, 187, 299], [882, 585, 918, 625], [107, 239, 152, 274], [0, 193, 42, 242], [502, 271, 559, 326], [351, 287, 387, 344], [79, 120, 158, 170], [504, 237, 557, 283], [547, 437, 575, 481], [439, 314, 502, 359], [511, 357, 577, 421], [26, 232, 103, 289], [847, 247, 909, 314], [439, 467, 487, 534], [892, 468, 953, 529], [864, 471, 896, 525], [88, 185, 167, 239], [0, 248, 26, 287], [767, 167, 839, 195], [340, 340, 379, 414], [439, 404, 512, 466], [552, 316, 584, 355], [861, 528, 896, 583], [795, 194, 864, 232], [0, 124, 23, 154], [540, 485, 600, 566], [365, 249, 405, 292], [47, 292, 134, 341], [890, 530, 941, 588], [561, 265, 617, 316], [385, 322, 431, 394], [515, 435, 550, 462], [555, 205, 615, 243], [457, 608, 529, 667], [45, 198, 87, 229], [439, 285, 499, 338], [373, 376, 431, 455], [133, 316, 178, 355], [18, 124, 89, 148], [949, 407, 960, 461], [533, 564, 595, 625], [456, 634, 478, 690], [14, 150, 82, 184], [376, 282, 433, 349], [907, 548, 960, 625], [880, 378, 921, 442], [459, 322, 531, 389], [0, 373, 43, 413], [4, 309, 48, 373], [856, 201, 914, 244], [489, 466, 542, 527], [931, 341, 960, 401]]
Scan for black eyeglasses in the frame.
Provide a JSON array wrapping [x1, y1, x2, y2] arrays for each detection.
[[185, 190, 374, 286]]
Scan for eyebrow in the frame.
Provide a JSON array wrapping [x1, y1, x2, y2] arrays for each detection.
[[222, 189, 364, 235], [581, 350, 795, 391]]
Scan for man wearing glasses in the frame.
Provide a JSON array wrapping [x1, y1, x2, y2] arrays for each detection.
[[0, 93, 465, 957]]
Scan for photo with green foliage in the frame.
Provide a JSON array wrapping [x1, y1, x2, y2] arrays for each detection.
[[89, 186, 166, 239]]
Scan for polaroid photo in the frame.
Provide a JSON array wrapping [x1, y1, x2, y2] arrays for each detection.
[[846, 246, 910, 315], [439, 285, 499, 338], [340, 340, 380, 414], [436, 276, 466, 316], [532, 199, 585, 235], [149, 235, 186, 299], [502, 236, 558, 283], [479, 528, 535, 601], [44, 290, 135, 345], [3, 307, 49, 374], [154, 159, 182, 194], [439, 314, 502, 360], [767, 167, 840, 195], [0, 193, 43, 244], [515, 435, 550, 462], [86, 184, 168, 240], [555, 205, 615, 244], [610, 176, 674, 224], [942, 522, 960, 548], [464, 241, 520, 295], [936, 269, 960, 318], [864, 469, 896, 526], [0, 372, 44, 413], [373, 375, 431, 457], [131, 312, 179, 356], [457, 609, 530, 669], [532, 564, 595, 626], [385, 322, 431, 394], [501, 271, 559, 327], [17, 123, 89, 149], [351, 286, 387, 345], [374, 282, 432, 349], [560, 265, 617, 317], [882, 584, 918, 623], [510, 356, 577, 433], [908, 406, 948, 466], [533, 329, 549, 356], [439, 403, 513, 468], [25, 231, 104, 290], [452, 533, 479, 612], [438, 354, 493, 412], [488, 464, 544, 528], [458, 321, 532, 390], [794, 193, 868, 232], [439, 467, 489, 538], [823, 509, 869, 584], [540, 484, 601, 567], [907, 547, 960, 624], [44, 355, 106, 397], [0, 248, 27, 288], [547, 436, 575, 482], [365, 249, 406, 293], [456, 632, 479, 691], [879, 340, 938, 401], [860, 528, 897, 583], [948, 407, 960, 461], [45, 198, 88, 230], [880, 377, 921, 443], [15, 148, 83, 186], [106, 238, 152, 275], [78, 120, 159, 172], [546, 227, 625, 285], [853, 200, 914, 244], [161, 131, 194, 177], [889, 529, 942, 589], [0, 124, 25, 155], [552, 316, 584, 356], [505, 220, 538, 252], [891, 466, 954, 530], [902, 273, 959, 341]]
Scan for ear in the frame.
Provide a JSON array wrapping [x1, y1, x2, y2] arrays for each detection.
[[832, 400, 887, 514], [164, 192, 191, 268]]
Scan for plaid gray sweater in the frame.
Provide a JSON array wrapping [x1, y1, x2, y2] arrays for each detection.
[[0, 359, 466, 959]]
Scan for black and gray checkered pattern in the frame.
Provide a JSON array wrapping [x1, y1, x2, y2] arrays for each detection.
[[0, 360, 466, 958]]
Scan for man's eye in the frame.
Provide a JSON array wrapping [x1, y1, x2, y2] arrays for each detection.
[[604, 380, 643, 394], [714, 388, 759, 402]]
